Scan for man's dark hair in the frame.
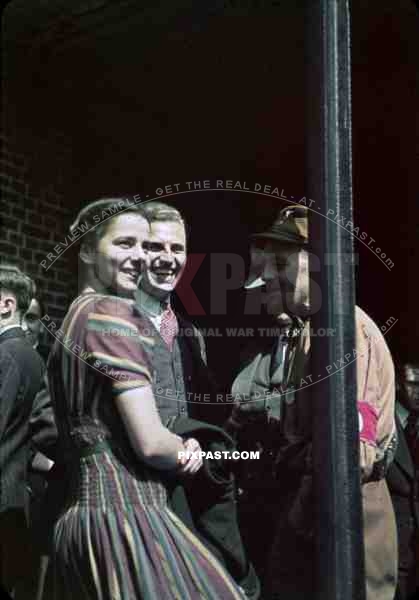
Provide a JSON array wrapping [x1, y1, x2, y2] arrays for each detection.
[[0, 264, 36, 313], [70, 197, 148, 250], [26, 295, 45, 318]]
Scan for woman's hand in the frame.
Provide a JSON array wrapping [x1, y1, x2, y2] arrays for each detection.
[[177, 437, 203, 476]]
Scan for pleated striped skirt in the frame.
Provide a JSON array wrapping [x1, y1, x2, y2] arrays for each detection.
[[51, 449, 244, 600]]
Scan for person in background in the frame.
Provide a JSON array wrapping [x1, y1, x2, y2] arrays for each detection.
[[387, 362, 419, 600], [0, 265, 45, 599], [22, 292, 55, 600], [24, 296, 49, 363]]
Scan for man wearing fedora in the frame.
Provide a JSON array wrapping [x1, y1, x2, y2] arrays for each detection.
[[226, 204, 398, 600]]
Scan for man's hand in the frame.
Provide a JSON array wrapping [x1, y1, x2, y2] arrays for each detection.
[[228, 395, 270, 430], [177, 437, 203, 476]]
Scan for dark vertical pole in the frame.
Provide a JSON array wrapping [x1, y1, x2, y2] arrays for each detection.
[[305, 2, 366, 600]]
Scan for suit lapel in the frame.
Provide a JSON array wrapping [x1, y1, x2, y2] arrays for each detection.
[[394, 415, 415, 479]]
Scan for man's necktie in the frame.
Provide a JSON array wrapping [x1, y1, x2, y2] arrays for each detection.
[[160, 306, 179, 350], [270, 319, 302, 387]]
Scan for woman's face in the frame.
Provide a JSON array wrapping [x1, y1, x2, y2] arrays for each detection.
[[93, 212, 150, 297]]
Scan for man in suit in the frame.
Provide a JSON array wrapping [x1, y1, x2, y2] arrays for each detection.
[[0, 265, 45, 598], [387, 363, 419, 600], [227, 204, 398, 600], [21, 292, 56, 600], [133, 200, 259, 599]]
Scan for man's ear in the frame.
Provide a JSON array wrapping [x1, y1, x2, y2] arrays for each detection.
[[80, 242, 96, 266], [0, 293, 17, 316]]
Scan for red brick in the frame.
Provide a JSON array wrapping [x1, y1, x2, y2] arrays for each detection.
[[24, 236, 41, 251], [0, 200, 12, 214], [25, 209, 44, 227], [0, 133, 73, 324], [0, 173, 12, 186], [19, 247, 34, 261], [1, 189, 25, 204], [0, 241, 18, 257], [0, 160, 27, 180], [33, 251, 51, 266], [0, 150, 27, 171], [43, 215, 59, 229], [37, 239, 54, 252], [55, 269, 73, 283], [12, 206, 26, 220], [0, 215, 21, 232], [22, 223, 49, 239], [3, 178, 27, 195], [7, 232, 21, 245], [22, 196, 39, 211], [0, 186, 25, 201], [41, 201, 71, 217], [45, 310, 65, 323], [44, 279, 72, 293]]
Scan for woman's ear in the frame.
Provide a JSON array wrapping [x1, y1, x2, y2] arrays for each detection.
[[79, 242, 96, 266]]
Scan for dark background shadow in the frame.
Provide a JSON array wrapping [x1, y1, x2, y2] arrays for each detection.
[[2, 0, 419, 391]]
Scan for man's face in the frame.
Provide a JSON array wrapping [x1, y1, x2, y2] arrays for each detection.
[[94, 213, 150, 298], [141, 220, 187, 299], [402, 365, 419, 413], [23, 298, 42, 347], [249, 241, 310, 318]]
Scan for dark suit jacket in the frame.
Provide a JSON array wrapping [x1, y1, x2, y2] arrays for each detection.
[[169, 416, 260, 597], [0, 327, 44, 516], [29, 373, 58, 462], [386, 413, 419, 572]]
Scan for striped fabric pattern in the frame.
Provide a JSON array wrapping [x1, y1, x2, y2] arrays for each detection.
[[48, 293, 244, 600], [53, 451, 243, 599]]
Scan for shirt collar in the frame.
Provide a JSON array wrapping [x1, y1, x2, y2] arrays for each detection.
[[396, 401, 410, 429], [134, 285, 170, 318], [0, 323, 23, 337]]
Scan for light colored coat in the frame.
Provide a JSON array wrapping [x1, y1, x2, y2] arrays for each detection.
[[355, 306, 397, 600], [232, 306, 397, 600]]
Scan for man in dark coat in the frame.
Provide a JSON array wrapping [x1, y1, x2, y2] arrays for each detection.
[[134, 200, 259, 599], [387, 363, 419, 600], [0, 265, 45, 598]]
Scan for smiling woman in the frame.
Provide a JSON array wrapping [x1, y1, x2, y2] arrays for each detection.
[[46, 197, 245, 600], [84, 212, 149, 296], [72, 197, 150, 298]]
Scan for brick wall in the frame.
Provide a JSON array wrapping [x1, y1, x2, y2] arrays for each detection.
[[0, 131, 77, 326]]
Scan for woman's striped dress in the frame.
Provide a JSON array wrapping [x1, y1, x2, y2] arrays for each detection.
[[48, 293, 244, 600]]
